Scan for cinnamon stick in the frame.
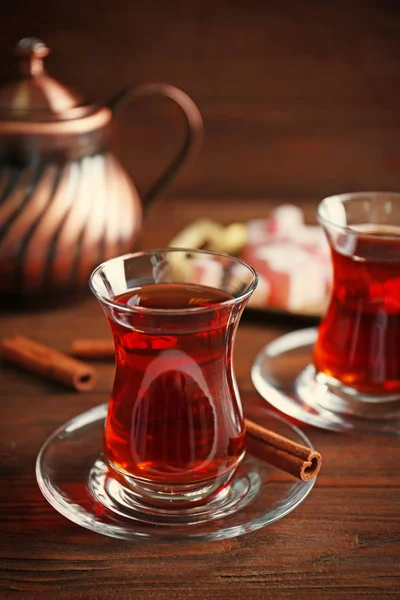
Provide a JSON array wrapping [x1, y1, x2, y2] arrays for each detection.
[[1, 335, 97, 392], [71, 338, 115, 360], [245, 418, 321, 481]]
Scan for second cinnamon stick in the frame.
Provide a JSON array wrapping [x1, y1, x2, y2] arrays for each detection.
[[1, 335, 97, 392], [71, 338, 115, 360], [245, 418, 322, 481]]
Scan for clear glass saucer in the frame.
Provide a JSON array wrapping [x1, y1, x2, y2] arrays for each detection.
[[252, 328, 400, 437], [35, 400, 316, 541]]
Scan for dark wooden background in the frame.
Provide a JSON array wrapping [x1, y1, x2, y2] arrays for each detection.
[[1, 0, 400, 203]]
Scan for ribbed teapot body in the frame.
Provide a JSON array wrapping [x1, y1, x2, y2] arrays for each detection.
[[0, 149, 141, 298]]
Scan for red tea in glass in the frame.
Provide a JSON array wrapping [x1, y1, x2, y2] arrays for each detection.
[[90, 250, 257, 507], [106, 283, 245, 487], [313, 192, 400, 403]]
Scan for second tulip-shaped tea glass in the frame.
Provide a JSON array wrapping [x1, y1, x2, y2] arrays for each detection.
[[89, 249, 257, 514], [298, 192, 400, 420]]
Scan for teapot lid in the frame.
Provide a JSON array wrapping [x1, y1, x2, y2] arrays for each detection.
[[0, 38, 111, 134]]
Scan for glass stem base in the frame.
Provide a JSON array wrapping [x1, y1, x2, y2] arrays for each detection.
[[105, 460, 240, 509], [296, 364, 400, 419], [89, 456, 250, 521]]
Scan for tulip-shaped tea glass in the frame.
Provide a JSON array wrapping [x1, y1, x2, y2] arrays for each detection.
[[252, 192, 400, 435], [302, 192, 400, 415], [89, 249, 258, 513], [313, 193, 400, 405]]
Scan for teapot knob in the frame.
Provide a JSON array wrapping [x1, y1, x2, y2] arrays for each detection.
[[15, 38, 50, 76]]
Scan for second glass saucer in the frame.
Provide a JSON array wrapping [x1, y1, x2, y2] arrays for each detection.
[[252, 328, 400, 437], [36, 399, 316, 541]]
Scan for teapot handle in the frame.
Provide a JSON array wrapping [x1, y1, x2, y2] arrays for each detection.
[[107, 83, 203, 209]]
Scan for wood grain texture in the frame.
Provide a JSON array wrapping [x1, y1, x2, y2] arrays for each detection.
[[1, 198, 400, 599], [1, 1, 400, 201]]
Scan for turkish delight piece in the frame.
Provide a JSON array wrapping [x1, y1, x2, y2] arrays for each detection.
[[266, 204, 304, 237], [246, 242, 327, 311], [191, 257, 224, 289], [290, 225, 329, 256], [246, 218, 271, 246]]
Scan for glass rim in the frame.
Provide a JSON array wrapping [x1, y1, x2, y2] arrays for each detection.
[[317, 191, 400, 241], [89, 248, 259, 315]]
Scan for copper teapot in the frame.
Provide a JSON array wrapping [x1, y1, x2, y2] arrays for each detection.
[[0, 38, 203, 302]]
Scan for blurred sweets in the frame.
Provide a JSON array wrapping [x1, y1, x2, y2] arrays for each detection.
[[243, 205, 331, 312], [168, 219, 247, 256], [168, 204, 332, 313]]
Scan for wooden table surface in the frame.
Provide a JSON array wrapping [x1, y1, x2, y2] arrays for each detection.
[[1, 199, 399, 600]]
